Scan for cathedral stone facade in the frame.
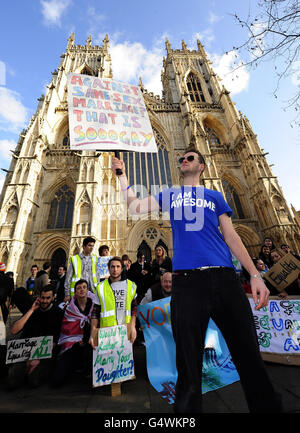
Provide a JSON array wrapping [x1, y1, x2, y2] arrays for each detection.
[[0, 34, 299, 286]]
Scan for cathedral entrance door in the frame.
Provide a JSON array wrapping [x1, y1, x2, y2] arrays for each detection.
[[50, 248, 67, 282]]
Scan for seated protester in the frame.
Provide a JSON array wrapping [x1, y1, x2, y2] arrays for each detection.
[[90, 257, 137, 348], [258, 245, 273, 270], [140, 272, 172, 305], [6, 285, 63, 390], [52, 279, 94, 387], [281, 244, 300, 261], [150, 246, 172, 285], [253, 258, 268, 277]]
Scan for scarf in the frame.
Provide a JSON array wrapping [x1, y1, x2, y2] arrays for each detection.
[[58, 292, 94, 355]]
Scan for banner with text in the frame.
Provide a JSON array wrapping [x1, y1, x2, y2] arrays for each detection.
[[138, 298, 240, 404], [92, 324, 134, 387], [67, 73, 158, 152], [248, 296, 300, 354], [6, 336, 53, 364]]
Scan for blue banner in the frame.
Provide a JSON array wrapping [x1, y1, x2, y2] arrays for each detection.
[[138, 297, 240, 404]]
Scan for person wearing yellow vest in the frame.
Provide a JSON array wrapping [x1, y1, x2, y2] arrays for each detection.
[[64, 237, 100, 302], [89, 256, 137, 348]]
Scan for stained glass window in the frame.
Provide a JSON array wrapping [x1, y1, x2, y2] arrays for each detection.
[[47, 185, 74, 229]]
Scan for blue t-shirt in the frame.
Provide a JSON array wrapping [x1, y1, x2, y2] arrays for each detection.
[[154, 186, 234, 271]]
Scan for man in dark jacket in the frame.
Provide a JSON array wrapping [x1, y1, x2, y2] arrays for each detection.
[[6, 284, 63, 389], [127, 251, 152, 304], [140, 272, 172, 305]]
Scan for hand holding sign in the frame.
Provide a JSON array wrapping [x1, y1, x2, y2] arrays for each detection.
[[111, 156, 126, 178]]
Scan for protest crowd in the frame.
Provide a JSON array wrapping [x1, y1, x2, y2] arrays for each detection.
[[240, 237, 300, 298], [0, 238, 174, 390], [0, 233, 299, 393]]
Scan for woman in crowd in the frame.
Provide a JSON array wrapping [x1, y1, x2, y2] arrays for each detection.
[[150, 245, 172, 284], [259, 245, 273, 269]]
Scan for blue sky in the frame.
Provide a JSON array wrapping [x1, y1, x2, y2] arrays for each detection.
[[0, 0, 299, 210]]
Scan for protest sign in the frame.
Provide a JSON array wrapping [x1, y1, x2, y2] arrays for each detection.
[[6, 336, 53, 364], [264, 253, 300, 292], [138, 298, 240, 404], [97, 256, 112, 280], [92, 324, 134, 388], [248, 295, 300, 365], [67, 73, 158, 153]]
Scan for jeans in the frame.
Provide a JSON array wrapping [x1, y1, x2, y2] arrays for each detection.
[[171, 267, 282, 413]]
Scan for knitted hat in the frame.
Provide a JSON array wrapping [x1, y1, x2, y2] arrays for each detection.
[[0, 263, 6, 272]]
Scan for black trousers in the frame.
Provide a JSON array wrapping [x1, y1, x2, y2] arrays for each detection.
[[51, 342, 92, 388], [171, 267, 282, 413]]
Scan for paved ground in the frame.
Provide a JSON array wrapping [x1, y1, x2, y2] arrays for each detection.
[[0, 308, 300, 415]]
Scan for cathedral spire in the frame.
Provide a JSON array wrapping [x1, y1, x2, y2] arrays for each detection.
[[67, 32, 75, 50], [86, 35, 92, 48], [103, 34, 109, 53], [181, 39, 187, 51], [165, 37, 171, 54]]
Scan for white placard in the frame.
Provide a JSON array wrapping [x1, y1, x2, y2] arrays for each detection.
[[6, 336, 53, 364], [249, 298, 300, 354], [67, 73, 158, 153], [92, 324, 134, 387]]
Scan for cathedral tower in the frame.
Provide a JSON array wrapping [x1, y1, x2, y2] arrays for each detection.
[[0, 36, 298, 286]]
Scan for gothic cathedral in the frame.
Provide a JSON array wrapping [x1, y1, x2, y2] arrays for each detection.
[[0, 34, 299, 285]]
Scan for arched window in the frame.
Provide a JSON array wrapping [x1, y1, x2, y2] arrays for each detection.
[[186, 73, 205, 103], [122, 129, 172, 198], [47, 185, 74, 229], [222, 180, 245, 220], [205, 126, 221, 147]]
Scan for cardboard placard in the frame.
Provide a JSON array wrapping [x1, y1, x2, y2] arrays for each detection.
[[263, 253, 300, 292]]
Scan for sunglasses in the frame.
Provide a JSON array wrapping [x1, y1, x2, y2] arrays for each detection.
[[178, 155, 195, 164]]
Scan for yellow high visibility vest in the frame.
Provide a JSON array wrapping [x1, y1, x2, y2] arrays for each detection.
[[70, 254, 98, 297], [96, 279, 136, 328]]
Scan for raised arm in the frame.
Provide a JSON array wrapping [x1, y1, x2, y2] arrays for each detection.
[[111, 157, 160, 215], [11, 298, 40, 335]]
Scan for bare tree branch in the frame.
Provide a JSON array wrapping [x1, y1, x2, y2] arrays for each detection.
[[228, 0, 300, 126]]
